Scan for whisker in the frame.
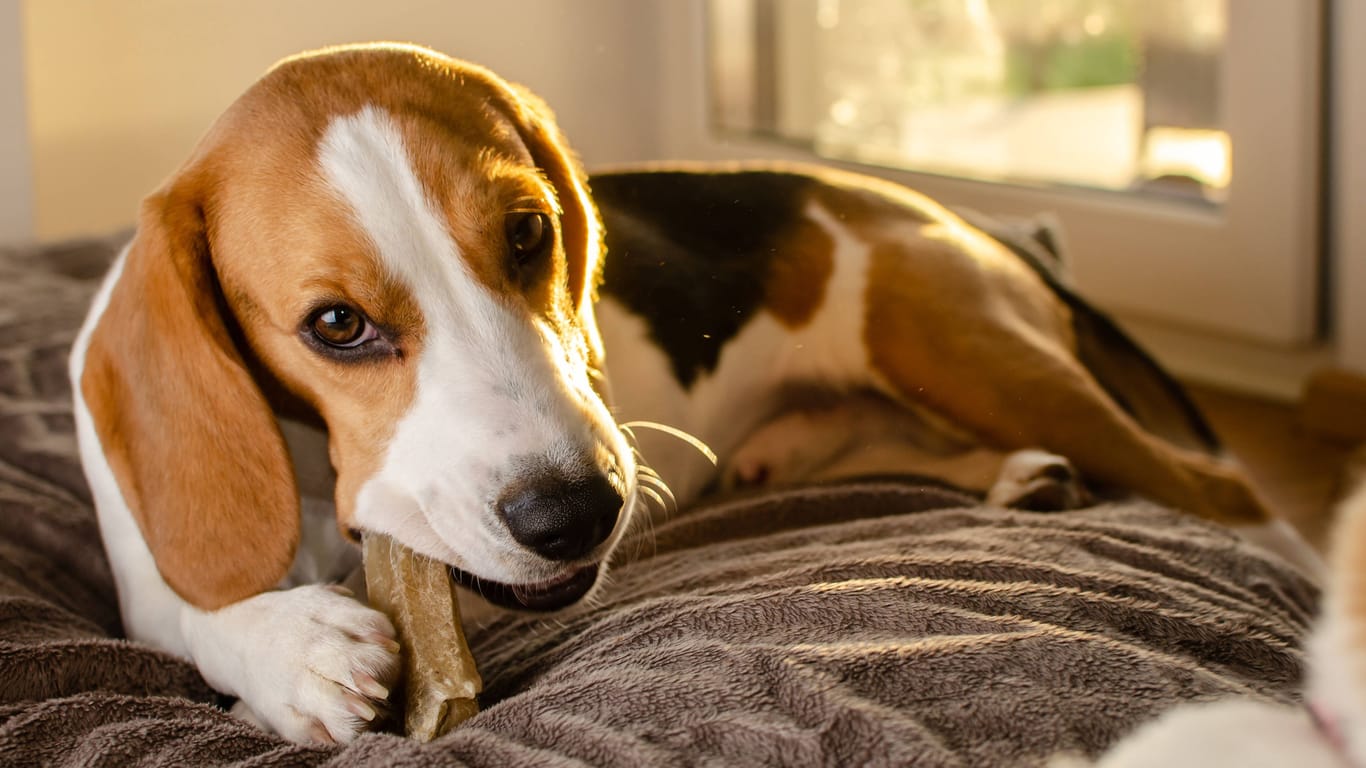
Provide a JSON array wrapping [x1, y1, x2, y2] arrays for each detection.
[[637, 472, 676, 510], [627, 447, 677, 508], [627, 489, 660, 563], [637, 484, 667, 511], [620, 420, 717, 465], [621, 462, 671, 559], [637, 470, 668, 494], [626, 436, 678, 507]]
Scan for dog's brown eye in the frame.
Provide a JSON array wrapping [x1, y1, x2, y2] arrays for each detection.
[[506, 211, 551, 265], [311, 306, 369, 348]]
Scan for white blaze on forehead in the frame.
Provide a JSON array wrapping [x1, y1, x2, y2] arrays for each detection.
[[315, 104, 560, 384], [315, 104, 576, 436], [313, 105, 629, 576], [317, 105, 471, 314]]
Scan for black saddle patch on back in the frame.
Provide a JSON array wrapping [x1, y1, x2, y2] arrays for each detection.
[[591, 167, 1219, 455], [593, 170, 817, 390]]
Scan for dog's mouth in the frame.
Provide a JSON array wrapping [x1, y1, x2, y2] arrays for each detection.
[[447, 562, 600, 612]]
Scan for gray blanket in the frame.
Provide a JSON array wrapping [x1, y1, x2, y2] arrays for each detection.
[[0, 235, 1318, 766]]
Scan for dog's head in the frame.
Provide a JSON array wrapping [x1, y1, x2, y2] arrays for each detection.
[[79, 44, 634, 611]]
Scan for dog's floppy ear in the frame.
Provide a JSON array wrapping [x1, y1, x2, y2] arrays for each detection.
[[81, 177, 299, 610], [507, 85, 605, 321]]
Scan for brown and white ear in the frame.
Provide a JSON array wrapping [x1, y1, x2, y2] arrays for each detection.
[[507, 85, 605, 321], [506, 85, 611, 391], [80, 179, 299, 611]]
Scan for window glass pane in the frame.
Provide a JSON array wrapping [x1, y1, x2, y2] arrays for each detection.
[[710, 0, 1229, 204]]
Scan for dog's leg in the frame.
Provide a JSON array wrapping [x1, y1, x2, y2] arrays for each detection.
[[906, 368, 1260, 524], [965, 371, 1259, 524], [89, 474, 399, 744], [99, 489, 399, 745], [868, 323, 1264, 524], [181, 584, 401, 744], [862, 236, 1268, 525], [722, 397, 1087, 511], [82, 411, 398, 744], [721, 394, 1001, 492], [986, 449, 1090, 512]]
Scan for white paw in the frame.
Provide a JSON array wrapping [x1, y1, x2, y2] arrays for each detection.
[[987, 449, 1088, 511], [189, 584, 401, 744]]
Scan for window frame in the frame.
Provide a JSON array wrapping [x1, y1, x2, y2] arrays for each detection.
[[1336, 0, 1366, 373]]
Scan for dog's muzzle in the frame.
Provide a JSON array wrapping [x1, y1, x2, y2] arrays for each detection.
[[445, 467, 621, 613], [448, 467, 620, 609], [496, 469, 622, 563], [443, 453, 626, 612]]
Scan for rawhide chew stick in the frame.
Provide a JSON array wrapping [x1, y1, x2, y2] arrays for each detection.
[[362, 533, 482, 739]]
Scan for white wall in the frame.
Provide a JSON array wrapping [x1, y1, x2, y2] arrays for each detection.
[[0, 0, 33, 244], [22, 0, 660, 241]]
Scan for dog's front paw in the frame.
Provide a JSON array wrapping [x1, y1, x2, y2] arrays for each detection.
[[191, 584, 402, 744], [252, 585, 401, 743]]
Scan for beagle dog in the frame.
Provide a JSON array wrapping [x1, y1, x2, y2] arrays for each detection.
[[69, 43, 1309, 744]]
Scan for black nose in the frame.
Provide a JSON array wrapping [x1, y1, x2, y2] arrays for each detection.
[[497, 471, 622, 561]]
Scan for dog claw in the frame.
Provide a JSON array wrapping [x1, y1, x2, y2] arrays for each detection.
[[345, 695, 378, 722], [308, 721, 336, 745], [357, 632, 400, 653], [353, 672, 389, 700]]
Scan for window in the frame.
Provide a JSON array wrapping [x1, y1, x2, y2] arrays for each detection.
[[713, 0, 1230, 203], [673, 0, 1324, 349]]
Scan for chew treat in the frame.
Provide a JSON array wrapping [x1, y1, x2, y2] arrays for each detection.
[[362, 533, 482, 739]]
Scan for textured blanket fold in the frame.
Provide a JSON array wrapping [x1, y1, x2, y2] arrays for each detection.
[[0, 235, 1317, 767]]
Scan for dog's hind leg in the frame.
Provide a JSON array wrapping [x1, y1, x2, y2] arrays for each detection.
[[871, 336, 1268, 524], [861, 239, 1269, 526], [721, 394, 1089, 512]]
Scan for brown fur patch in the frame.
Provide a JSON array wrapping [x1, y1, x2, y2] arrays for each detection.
[[764, 216, 834, 328]]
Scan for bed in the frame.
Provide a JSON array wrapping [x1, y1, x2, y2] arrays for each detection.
[[0, 233, 1317, 766]]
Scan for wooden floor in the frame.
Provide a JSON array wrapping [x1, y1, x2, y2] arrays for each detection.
[[1188, 384, 1361, 551]]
